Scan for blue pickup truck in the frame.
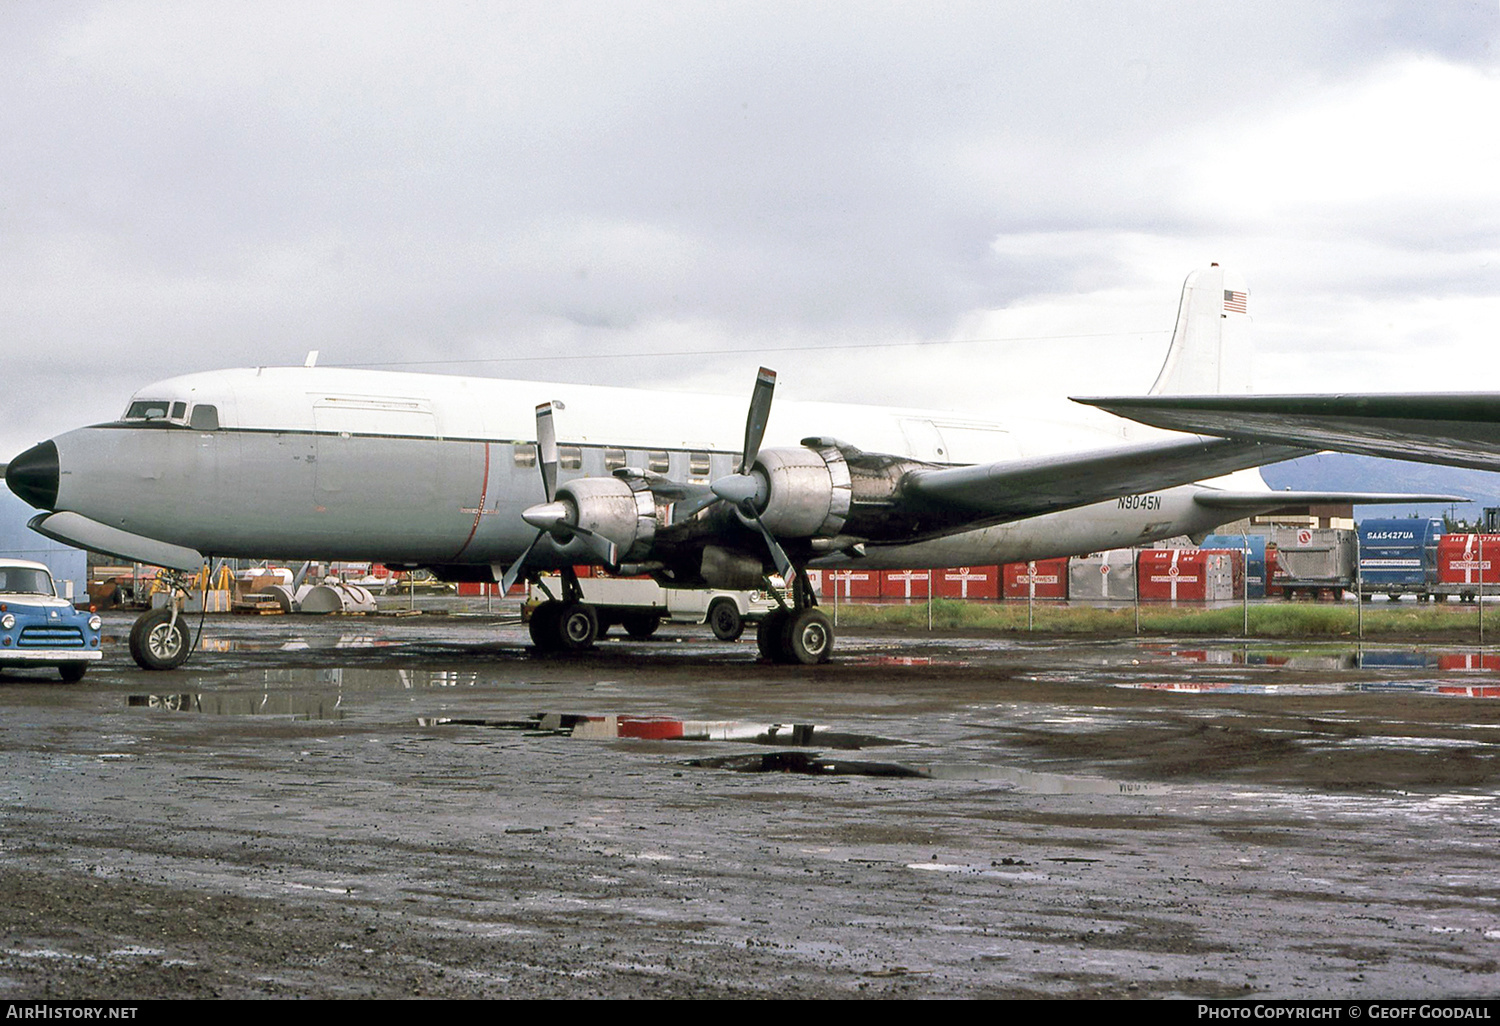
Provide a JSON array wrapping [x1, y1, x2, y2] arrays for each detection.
[[0, 559, 103, 681]]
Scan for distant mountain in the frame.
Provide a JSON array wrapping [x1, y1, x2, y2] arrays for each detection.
[[1259, 453, 1500, 527]]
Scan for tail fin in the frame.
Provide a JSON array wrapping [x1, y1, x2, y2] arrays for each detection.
[[1148, 264, 1252, 396]]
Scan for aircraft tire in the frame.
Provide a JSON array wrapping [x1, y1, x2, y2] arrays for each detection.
[[128, 608, 195, 671], [708, 599, 744, 642], [58, 664, 87, 683], [757, 610, 790, 661], [529, 601, 563, 651], [622, 613, 660, 640], [556, 601, 599, 651], [782, 608, 833, 665]]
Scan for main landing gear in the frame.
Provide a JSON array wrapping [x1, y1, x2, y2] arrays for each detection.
[[527, 568, 602, 653], [755, 570, 833, 665]]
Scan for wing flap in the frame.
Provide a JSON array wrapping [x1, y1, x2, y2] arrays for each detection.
[[901, 435, 1309, 521], [1074, 394, 1500, 472], [1193, 490, 1466, 512]]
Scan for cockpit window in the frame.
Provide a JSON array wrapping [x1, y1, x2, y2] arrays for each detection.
[[171, 401, 187, 420], [0, 568, 54, 596], [190, 404, 219, 431], [125, 400, 172, 421]]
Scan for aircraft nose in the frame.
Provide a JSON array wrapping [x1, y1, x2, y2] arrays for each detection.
[[5, 440, 60, 510]]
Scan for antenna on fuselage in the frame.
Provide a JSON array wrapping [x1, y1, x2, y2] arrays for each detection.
[[304, 351, 320, 368]]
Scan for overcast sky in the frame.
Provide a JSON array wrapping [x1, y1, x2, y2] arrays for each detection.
[[3, 1, 1497, 460]]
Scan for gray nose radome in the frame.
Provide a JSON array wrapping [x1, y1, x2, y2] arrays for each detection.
[[5, 440, 59, 510]]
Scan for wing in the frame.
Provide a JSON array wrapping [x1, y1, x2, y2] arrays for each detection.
[[1073, 393, 1500, 473], [901, 434, 1311, 521]]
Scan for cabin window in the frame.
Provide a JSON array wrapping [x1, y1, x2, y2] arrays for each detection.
[[689, 452, 711, 482], [189, 405, 219, 431], [648, 451, 670, 474], [514, 444, 536, 468], [604, 448, 626, 471], [560, 446, 583, 470]]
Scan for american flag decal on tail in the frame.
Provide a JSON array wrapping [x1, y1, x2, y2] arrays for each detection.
[[1223, 289, 1247, 314]]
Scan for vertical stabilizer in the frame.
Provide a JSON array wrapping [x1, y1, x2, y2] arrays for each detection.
[[1147, 264, 1252, 395]]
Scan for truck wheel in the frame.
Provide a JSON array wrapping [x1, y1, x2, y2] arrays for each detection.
[[556, 602, 599, 651], [58, 664, 87, 683], [622, 613, 659, 640], [128, 608, 194, 671], [708, 599, 744, 641]]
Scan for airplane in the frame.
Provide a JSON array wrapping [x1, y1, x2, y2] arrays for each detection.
[[1073, 393, 1500, 473], [2, 264, 1461, 670]]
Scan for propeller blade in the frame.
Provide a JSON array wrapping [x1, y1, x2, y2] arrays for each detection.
[[500, 531, 544, 594], [741, 503, 794, 580], [740, 367, 776, 475], [573, 527, 620, 568], [536, 402, 558, 502]]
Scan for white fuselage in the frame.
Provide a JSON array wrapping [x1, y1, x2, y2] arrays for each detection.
[[43, 366, 1263, 572]]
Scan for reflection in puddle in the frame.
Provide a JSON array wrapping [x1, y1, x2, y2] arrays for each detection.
[[682, 750, 1162, 792], [1141, 644, 1500, 674], [126, 692, 344, 719], [1115, 681, 1500, 698], [419, 712, 907, 750], [685, 751, 925, 777], [196, 634, 396, 653]]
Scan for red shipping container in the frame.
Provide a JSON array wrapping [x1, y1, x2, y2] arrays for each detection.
[[1137, 549, 1242, 602], [1002, 559, 1068, 600], [933, 565, 1000, 600], [881, 569, 931, 600], [1437, 534, 1500, 586], [822, 568, 882, 600]]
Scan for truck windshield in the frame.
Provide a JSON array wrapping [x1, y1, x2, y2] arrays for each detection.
[[0, 568, 55, 596]]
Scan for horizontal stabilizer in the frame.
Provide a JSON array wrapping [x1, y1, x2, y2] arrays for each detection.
[[29, 511, 204, 572], [1075, 393, 1500, 473], [902, 435, 1309, 522], [1193, 490, 1466, 512]]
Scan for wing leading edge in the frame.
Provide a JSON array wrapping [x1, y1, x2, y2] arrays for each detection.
[[1073, 393, 1500, 473]]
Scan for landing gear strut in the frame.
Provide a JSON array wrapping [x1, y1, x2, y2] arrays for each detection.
[[757, 569, 833, 665]]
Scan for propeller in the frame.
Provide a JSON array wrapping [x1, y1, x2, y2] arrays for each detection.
[[500, 402, 619, 594], [708, 368, 794, 580]]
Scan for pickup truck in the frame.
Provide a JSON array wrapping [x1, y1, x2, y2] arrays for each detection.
[[0, 559, 103, 681], [528, 573, 779, 641]]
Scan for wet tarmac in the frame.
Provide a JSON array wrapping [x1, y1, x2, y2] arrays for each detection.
[[2, 610, 1499, 998]]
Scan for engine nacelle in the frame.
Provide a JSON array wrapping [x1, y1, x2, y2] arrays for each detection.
[[744, 440, 851, 538], [555, 475, 658, 562]]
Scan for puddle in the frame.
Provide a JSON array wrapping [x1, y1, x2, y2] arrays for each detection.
[[419, 712, 908, 750], [684, 751, 926, 777], [196, 634, 398, 653], [127, 691, 345, 719], [682, 749, 1162, 793], [1113, 680, 1500, 699]]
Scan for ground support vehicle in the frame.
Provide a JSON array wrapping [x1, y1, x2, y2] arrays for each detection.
[[0, 559, 104, 681], [526, 573, 780, 648], [1357, 518, 1445, 602], [1268, 527, 1356, 601]]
